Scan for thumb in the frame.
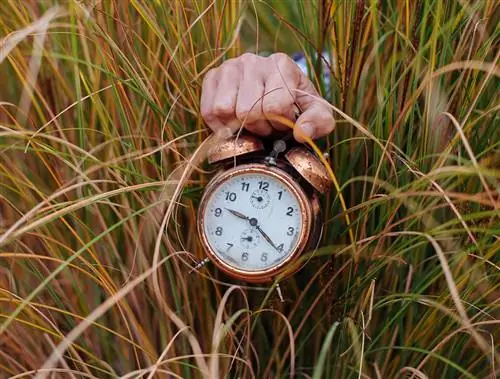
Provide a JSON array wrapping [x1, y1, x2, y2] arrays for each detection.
[[292, 77, 335, 142], [293, 101, 335, 143]]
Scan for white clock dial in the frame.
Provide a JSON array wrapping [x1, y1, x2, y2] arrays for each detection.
[[202, 170, 305, 272]]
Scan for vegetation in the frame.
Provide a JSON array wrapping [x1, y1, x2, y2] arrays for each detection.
[[0, 0, 498, 377]]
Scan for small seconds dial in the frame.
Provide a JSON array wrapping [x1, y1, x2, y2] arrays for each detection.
[[203, 170, 304, 272]]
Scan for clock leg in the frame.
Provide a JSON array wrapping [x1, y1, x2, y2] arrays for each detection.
[[276, 283, 285, 303], [189, 257, 210, 274]]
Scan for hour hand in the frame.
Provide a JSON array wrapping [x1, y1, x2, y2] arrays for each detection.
[[225, 208, 250, 221]]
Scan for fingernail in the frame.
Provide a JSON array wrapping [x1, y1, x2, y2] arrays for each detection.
[[299, 123, 314, 138]]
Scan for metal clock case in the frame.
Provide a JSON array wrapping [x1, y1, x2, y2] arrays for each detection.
[[197, 133, 333, 283]]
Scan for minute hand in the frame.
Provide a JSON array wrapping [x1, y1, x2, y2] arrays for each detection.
[[255, 225, 279, 251]]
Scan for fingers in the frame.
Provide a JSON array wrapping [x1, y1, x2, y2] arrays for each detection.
[[235, 55, 271, 136], [212, 61, 241, 131], [201, 59, 242, 133], [200, 68, 222, 130], [200, 52, 335, 141], [262, 53, 301, 131]]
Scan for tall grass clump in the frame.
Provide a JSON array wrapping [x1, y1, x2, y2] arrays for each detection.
[[0, 1, 498, 378]]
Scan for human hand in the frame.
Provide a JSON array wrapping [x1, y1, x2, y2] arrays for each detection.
[[200, 52, 335, 142]]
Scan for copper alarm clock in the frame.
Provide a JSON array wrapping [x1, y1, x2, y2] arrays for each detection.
[[197, 132, 333, 283]]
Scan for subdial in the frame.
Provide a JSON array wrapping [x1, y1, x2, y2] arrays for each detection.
[[239, 229, 261, 249], [250, 189, 271, 209]]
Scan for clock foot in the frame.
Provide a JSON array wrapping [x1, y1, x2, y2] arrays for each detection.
[[189, 257, 210, 274], [276, 283, 285, 303]]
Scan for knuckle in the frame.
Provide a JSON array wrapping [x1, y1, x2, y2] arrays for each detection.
[[236, 98, 263, 122], [268, 53, 301, 81], [317, 112, 335, 130], [308, 112, 330, 126], [202, 68, 217, 85], [200, 106, 214, 122], [239, 52, 257, 64], [235, 107, 250, 122], [319, 108, 334, 123], [270, 52, 290, 63], [263, 98, 288, 115], [220, 58, 240, 71], [270, 52, 296, 70], [236, 105, 259, 122], [212, 100, 234, 116], [224, 65, 240, 79]]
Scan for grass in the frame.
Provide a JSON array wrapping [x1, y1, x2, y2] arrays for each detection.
[[0, 0, 498, 378]]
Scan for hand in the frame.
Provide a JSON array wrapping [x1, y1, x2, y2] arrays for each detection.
[[255, 225, 280, 252], [225, 208, 250, 221], [201, 52, 335, 142]]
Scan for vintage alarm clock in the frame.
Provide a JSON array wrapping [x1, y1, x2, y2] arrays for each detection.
[[197, 132, 333, 283]]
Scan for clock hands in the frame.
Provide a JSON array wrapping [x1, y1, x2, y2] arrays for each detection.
[[255, 225, 280, 251], [225, 208, 249, 221], [225, 208, 280, 252]]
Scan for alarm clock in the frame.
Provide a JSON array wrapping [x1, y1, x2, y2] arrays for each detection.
[[197, 132, 333, 283]]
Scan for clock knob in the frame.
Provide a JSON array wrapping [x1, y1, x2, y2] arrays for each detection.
[[208, 133, 264, 164], [285, 147, 333, 194]]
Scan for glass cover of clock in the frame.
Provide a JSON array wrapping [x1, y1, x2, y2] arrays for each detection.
[[203, 171, 304, 272]]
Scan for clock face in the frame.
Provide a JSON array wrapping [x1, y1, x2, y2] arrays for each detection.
[[200, 166, 309, 275]]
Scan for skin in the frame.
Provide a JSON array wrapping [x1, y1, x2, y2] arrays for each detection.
[[200, 52, 335, 142]]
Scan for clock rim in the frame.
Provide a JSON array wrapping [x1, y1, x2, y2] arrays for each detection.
[[197, 163, 313, 283]]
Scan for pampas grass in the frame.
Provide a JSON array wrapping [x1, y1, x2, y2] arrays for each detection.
[[0, 1, 498, 378]]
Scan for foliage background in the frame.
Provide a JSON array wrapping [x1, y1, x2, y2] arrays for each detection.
[[0, 0, 498, 378]]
